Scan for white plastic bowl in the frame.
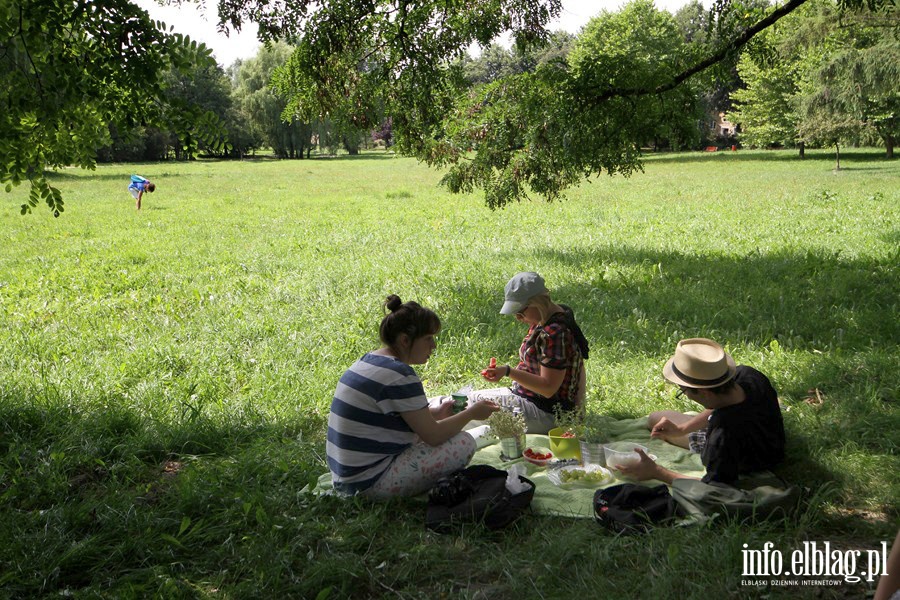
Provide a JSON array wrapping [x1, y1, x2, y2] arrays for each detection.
[[604, 442, 648, 470]]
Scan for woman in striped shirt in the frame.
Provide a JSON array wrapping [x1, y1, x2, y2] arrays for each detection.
[[327, 295, 500, 498]]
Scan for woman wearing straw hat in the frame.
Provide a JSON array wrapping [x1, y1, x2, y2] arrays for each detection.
[[617, 338, 785, 485], [476, 272, 589, 434]]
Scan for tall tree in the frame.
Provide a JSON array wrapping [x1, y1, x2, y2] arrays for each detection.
[[728, 6, 811, 153], [1, 0, 227, 215], [462, 44, 522, 85], [238, 0, 872, 207], [162, 62, 239, 159], [730, 0, 899, 160], [730, 54, 805, 150], [460, 31, 575, 86], [569, 0, 702, 151], [676, 0, 774, 146], [674, 0, 710, 45], [232, 42, 314, 159], [801, 31, 900, 159]]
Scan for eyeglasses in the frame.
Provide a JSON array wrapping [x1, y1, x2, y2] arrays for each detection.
[[675, 386, 694, 399], [515, 304, 530, 319]]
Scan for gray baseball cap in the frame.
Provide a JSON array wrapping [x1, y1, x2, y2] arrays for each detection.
[[500, 272, 547, 315]]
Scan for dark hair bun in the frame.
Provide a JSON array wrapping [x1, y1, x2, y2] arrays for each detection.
[[384, 294, 403, 313]]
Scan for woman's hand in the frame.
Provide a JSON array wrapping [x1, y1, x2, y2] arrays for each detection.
[[403, 399, 499, 446], [466, 400, 501, 420], [480, 364, 509, 383], [430, 397, 455, 420]]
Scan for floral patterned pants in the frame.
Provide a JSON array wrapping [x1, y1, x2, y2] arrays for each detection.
[[364, 432, 476, 499]]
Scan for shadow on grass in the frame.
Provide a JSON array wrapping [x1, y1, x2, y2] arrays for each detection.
[[641, 149, 893, 166], [0, 392, 327, 521], [438, 242, 897, 406], [313, 152, 400, 161], [438, 242, 898, 511], [45, 170, 193, 182], [881, 229, 900, 245], [521, 244, 898, 352]]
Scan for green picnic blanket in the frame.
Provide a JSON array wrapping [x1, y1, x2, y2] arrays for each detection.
[[309, 416, 707, 519], [477, 416, 706, 519]]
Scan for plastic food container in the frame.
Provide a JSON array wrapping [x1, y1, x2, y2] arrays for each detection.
[[603, 442, 648, 470], [548, 427, 582, 460]]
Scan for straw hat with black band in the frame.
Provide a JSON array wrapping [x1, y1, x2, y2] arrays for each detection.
[[663, 338, 737, 389]]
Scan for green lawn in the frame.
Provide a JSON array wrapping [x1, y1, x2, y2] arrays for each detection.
[[1, 149, 897, 598]]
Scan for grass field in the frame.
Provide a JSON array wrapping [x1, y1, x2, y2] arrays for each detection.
[[1, 149, 898, 598]]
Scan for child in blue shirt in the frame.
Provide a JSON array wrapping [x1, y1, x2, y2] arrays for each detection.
[[128, 175, 155, 210]]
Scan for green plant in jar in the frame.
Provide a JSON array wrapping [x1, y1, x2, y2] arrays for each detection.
[[581, 410, 609, 444], [553, 405, 583, 438], [486, 409, 526, 440]]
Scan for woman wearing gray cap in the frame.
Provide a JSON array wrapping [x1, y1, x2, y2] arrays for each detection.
[[476, 272, 590, 433]]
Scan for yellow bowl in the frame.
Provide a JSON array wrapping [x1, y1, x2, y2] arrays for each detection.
[[548, 427, 582, 460]]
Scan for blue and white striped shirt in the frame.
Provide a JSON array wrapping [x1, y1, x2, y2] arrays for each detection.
[[326, 353, 427, 494]]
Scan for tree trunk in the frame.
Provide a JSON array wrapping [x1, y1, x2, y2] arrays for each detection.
[[798, 141, 805, 158], [834, 142, 841, 171], [886, 135, 894, 159]]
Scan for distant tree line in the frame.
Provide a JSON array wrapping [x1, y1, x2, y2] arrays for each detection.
[[5, 0, 894, 214], [96, 42, 383, 162], [98, 0, 896, 168], [729, 0, 899, 163]]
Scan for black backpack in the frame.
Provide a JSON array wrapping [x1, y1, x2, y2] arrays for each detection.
[[593, 483, 680, 534], [425, 465, 535, 532]]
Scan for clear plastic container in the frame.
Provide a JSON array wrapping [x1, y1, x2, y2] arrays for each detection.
[[603, 442, 648, 470], [579, 440, 606, 466]]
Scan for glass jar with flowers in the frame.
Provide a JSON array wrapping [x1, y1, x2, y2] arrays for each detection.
[[487, 409, 527, 461]]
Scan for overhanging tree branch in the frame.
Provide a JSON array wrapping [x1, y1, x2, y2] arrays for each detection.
[[592, 0, 812, 101]]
